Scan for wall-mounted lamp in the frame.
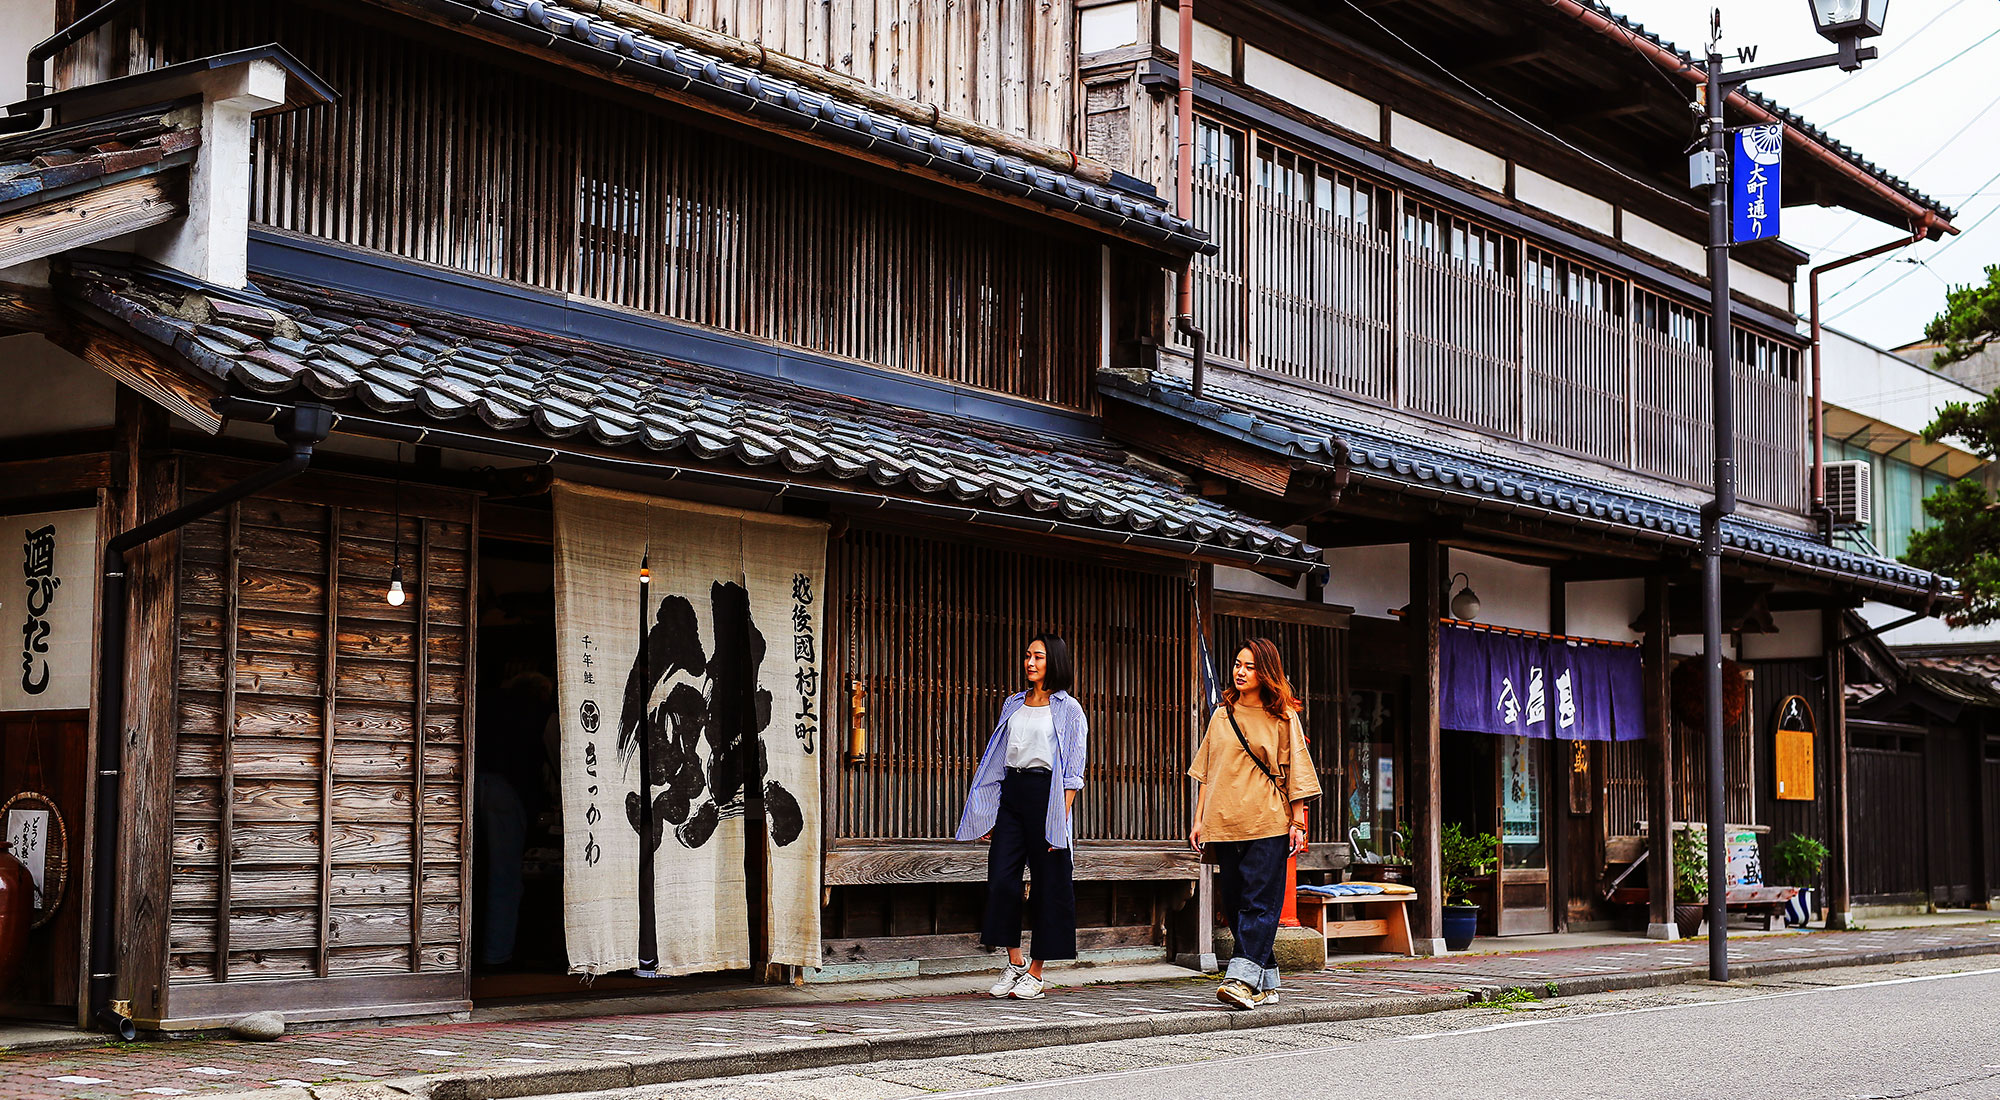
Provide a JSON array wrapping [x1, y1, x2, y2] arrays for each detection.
[[846, 678, 868, 764], [1448, 572, 1481, 621]]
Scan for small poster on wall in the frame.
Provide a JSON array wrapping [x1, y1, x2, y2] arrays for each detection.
[[1, 508, 97, 712], [5, 806, 49, 908]]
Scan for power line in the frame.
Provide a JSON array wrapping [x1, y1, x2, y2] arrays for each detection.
[[1822, 162, 2000, 306], [1788, 0, 1972, 110], [1826, 182, 2000, 321], [1820, 27, 2000, 127], [1333, 0, 1694, 210]]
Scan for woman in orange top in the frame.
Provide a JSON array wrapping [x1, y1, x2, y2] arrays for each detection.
[[1188, 636, 1320, 1009]]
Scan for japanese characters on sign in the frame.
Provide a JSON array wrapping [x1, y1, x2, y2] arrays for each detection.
[[1440, 625, 1646, 742], [1730, 123, 1783, 245], [2, 509, 96, 712], [791, 573, 817, 755]]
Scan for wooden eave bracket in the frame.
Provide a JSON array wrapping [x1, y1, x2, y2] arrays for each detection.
[[51, 318, 225, 435]]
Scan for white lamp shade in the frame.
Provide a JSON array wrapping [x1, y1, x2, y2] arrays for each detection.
[[1808, 0, 1887, 41]]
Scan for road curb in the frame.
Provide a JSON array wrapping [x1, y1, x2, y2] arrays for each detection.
[[200, 941, 2000, 1100]]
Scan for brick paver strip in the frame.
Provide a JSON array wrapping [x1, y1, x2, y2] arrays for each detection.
[[5, 922, 1995, 1100]]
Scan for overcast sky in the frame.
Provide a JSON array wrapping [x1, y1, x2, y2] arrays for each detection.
[[1605, 0, 1998, 353]]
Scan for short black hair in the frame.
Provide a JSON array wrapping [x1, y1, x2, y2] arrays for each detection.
[[1032, 632, 1074, 695]]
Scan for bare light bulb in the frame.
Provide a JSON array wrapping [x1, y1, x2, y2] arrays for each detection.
[[387, 562, 407, 607]]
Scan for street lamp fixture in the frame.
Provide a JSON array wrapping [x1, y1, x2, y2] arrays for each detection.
[[1692, 5, 1887, 984], [1808, 0, 1888, 44]]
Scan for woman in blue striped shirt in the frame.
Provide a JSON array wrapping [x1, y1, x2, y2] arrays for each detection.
[[954, 633, 1089, 999]]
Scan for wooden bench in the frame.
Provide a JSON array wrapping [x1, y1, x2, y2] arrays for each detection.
[[1292, 891, 1418, 958]]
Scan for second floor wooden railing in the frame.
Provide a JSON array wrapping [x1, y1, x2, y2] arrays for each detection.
[[1188, 119, 1809, 513]]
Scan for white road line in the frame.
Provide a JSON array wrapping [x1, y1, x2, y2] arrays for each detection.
[[911, 966, 2000, 1100]]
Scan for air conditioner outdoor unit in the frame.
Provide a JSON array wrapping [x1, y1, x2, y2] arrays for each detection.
[[1824, 460, 1872, 529]]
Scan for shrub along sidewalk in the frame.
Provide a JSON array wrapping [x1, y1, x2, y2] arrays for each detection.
[[8, 920, 1998, 1100]]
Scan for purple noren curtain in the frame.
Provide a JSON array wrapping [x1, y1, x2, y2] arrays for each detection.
[[1440, 625, 1644, 741]]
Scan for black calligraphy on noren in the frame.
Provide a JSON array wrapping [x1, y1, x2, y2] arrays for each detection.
[[618, 582, 804, 853]]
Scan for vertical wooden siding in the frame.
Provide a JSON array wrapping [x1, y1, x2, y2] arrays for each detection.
[[829, 529, 1193, 844], [1848, 739, 1926, 900], [1180, 116, 1808, 513], [167, 467, 474, 985], [629, 0, 1074, 146], [129, 1, 1096, 410]]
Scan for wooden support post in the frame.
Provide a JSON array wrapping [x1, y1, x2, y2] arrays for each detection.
[[1825, 610, 1854, 928], [1643, 573, 1677, 939], [1409, 539, 1445, 954]]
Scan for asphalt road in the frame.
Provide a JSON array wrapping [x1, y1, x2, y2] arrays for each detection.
[[555, 958, 2000, 1100]]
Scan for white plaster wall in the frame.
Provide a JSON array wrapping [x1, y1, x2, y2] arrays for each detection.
[[0, 334, 115, 438], [1823, 327, 1985, 446], [1564, 579, 1644, 644], [1241, 45, 1379, 140], [1513, 167, 1614, 237], [1738, 609, 1823, 660], [1447, 549, 1549, 632], [1079, 2, 1140, 54], [1154, 8, 1232, 71], [1621, 214, 1705, 276], [0, 0, 55, 104], [1388, 112, 1505, 193], [1323, 543, 1408, 620], [1728, 258, 1793, 315], [1213, 564, 1303, 601], [1670, 635, 1738, 660]]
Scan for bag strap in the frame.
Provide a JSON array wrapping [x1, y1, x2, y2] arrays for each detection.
[[1222, 705, 1286, 798]]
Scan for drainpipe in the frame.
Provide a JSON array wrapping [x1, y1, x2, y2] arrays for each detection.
[[1808, 218, 1931, 538], [1172, 0, 1207, 397], [0, 0, 138, 134], [89, 403, 333, 1037]]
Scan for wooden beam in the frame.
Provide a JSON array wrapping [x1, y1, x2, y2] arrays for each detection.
[[821, 924, 1157, 965], [1461, 35, 1555, 76], [1825, 609, 1854, 928], [0, 279, 63, 335], [1102, 401, 1301, 498], [0, 452, 117, 501], [1409, 538, 1444, 953], [1643, 573, 1676, 936], [0, 173, 184, 269], [823, 842, 1199, 884], [66, 325, 223, 435]]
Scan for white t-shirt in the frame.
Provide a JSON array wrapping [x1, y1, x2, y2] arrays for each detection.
[[1005, 702, 1056, 770]]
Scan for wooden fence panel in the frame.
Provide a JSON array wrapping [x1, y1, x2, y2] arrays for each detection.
[[1401, 249, 1519, 436], [1849, 744, 1926, 901], [168, 466, 474, 988], [829, 529, 1193, 844]]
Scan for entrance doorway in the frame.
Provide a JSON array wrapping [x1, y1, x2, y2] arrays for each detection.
[[1442, 731, 1554, 936]]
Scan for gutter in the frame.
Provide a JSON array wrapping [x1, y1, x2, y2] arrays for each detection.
[[0, 0, 137, 134], [1809, 220, 1933, 529], [89, 403, 333, 1037], [1542, 0, 1957, 236]]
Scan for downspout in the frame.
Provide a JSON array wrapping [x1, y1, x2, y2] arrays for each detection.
[[0, 0, 138, 134], [1808, 217, 1931, 537], [89, 403, 332, 1037], [1173, 0, 1207, 397]]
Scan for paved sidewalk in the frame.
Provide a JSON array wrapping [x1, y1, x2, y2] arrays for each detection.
[[6, 919, 1997, 1100]]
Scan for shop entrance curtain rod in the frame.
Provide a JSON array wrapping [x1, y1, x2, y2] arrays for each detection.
[[1389, 608, 1641, 650]]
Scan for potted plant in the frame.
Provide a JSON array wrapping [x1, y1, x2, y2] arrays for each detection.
[[1773, 833, 1829, 927], [1439, 821, 1498, 951], [1673, 823, 1708, 936]]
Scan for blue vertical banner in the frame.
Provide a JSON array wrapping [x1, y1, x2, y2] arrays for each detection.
[[1731, 123, 1783, 244]]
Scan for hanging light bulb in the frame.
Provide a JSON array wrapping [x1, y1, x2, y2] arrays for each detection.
[[387, 560, 407, 607], [640, 552, 650, 586]]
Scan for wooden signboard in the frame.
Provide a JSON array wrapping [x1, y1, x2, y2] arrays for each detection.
[[1773, 694, 1815, 801]]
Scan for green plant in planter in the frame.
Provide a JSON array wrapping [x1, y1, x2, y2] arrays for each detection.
[[1440, 821, 1499, 906], [1672, 824, 1707, 903], [1773, 833, 1829, 888]]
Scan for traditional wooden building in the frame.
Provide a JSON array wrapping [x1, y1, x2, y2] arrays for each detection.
[[1071, 0, 1961, 950], [0, 0, 1964, 1035]]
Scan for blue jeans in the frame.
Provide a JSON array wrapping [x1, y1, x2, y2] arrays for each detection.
[[1213, 834, 1288, 991]]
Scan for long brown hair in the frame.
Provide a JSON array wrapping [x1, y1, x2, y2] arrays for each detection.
[[1222, 636, 1302, 723]]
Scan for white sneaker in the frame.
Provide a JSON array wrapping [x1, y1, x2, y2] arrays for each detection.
[[1011, 972, 1048, 999], [989, 962, 1029, 998]]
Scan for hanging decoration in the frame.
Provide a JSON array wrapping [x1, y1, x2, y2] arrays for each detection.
[[1, 790, 66, 929], [1670, 656, 1748, 731]]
